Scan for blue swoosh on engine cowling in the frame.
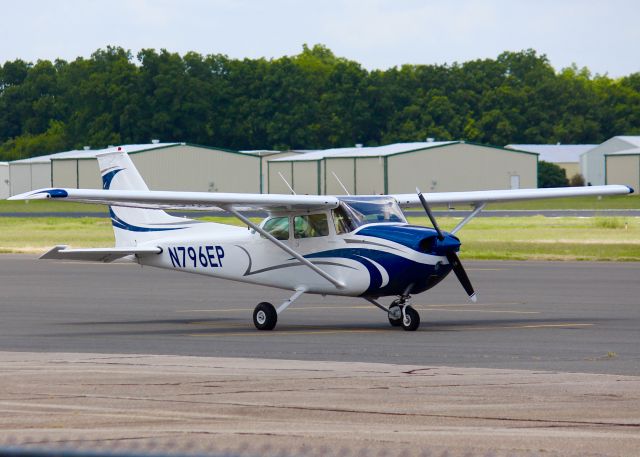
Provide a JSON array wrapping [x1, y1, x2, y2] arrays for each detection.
[[109, 208, 187, 233], [102, 168, 124, 190], [305, 248, 451, 296], [356, 225, 438, 251], [356, 224, 461, 255]]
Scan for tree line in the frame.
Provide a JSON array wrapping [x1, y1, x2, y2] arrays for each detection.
[[1, 44, 639, 161]]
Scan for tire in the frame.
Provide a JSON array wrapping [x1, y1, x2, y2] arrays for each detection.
[[253, 302, 277, 330], [401, 305, 420, 331], [388, 304, 402, 327]]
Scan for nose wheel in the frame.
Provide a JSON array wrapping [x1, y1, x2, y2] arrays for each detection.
[[388, 304, 402, 327], [370, 297, 421, 331], [401, 305, 420, 331]]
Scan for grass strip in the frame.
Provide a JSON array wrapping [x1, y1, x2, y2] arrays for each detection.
[[0, 215, 638, 261]]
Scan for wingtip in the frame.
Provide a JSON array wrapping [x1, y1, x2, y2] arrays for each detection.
[[8, 191, 46, 201], [469, 293, 478, 303]]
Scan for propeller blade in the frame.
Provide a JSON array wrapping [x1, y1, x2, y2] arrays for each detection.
[[416, 187, 444, 240], [417, 188, 477, 302], [446, 252, 477, 303]]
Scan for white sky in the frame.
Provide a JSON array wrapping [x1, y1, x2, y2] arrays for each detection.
[[1, 0, 639, 77]]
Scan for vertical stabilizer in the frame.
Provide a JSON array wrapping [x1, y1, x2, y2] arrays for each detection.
[[97, 148, 195, 247]]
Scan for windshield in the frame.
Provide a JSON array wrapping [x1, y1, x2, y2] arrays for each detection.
[[333, 197, 406, 233]]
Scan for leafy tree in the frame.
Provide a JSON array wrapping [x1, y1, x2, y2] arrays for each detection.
[[1, 46, 640, 160], [538, 161, 569, 188]]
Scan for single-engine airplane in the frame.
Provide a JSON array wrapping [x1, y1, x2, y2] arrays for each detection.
[[9, 148, 634, 331]]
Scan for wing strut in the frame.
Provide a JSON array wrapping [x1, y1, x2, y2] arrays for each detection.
[[225, 207, 346, 290], [450, 202, 486, 235]]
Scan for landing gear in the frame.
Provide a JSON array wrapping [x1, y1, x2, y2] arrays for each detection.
[[253, 302, 277, 330], [365, 296, 421, 331], [401, 305, 420, 331], [253, 288, 307, 331], [387, 304, 402, 327]]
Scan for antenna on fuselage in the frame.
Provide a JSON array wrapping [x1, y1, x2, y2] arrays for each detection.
[[278, 172, 296, 195], [332, 171, 351, 195]]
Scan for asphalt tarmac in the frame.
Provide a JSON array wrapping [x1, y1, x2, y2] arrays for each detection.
[[1, 255, 639, 375]]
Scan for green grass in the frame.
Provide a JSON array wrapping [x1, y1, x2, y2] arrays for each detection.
[[1, 214, 639, 261], [409, 215, 640, 261]]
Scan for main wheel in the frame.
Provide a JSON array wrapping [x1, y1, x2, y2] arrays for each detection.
[[401, 306, 420, 331], [253, 302, 277, 330], [388, 304, 402, 327]]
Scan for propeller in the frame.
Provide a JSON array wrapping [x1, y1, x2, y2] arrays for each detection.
[[416, 188, 477, 303]]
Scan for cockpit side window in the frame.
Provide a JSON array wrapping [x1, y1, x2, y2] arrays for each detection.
[[262, 216, 290, 240], [294, 214, 329, 238], [337, 197, 407, 226], [332, 205, 358, 234]]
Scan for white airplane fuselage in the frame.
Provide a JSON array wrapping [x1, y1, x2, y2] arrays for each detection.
[[136, 219, 456, 298]]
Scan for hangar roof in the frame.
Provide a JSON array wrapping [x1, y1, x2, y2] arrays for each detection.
[[10, 143, 181, 164], [615, 136, 640, 147], [271, 141, 537, 162], [605, 147, 640, 156], [240, 150, 289, 157], [506, 144, 596, 163], [269, 141, 458, 162]]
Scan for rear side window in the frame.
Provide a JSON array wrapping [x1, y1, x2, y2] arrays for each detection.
[[262, 217, 290, 240], [294, 214, 329, 238]]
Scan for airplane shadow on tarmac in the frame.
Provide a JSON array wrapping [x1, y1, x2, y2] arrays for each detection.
[[49, 316, 605, 337]]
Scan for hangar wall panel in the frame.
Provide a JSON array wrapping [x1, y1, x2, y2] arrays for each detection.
[[387, 143, 537, 193], [52, 160, 78, 188], [131, 145, 260, 192], [557, 162, 580, 179], [8, 163, 32, 195], [606, 155, 639, 189], [268, 162, 294, 194], [355, 157, 384, 195], [261, 152, 296, 194], [325, 158, 355, 195], [31, 163, 51, 189], [0, 164, 9, 199], [78, 159, 102, 189], [293, 161, 320, 195], [581, 138, 632, 186]]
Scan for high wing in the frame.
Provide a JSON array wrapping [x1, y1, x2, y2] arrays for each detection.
[[392, 185, 633, 207], [9, 188, 340, 212], [9, 184, 633, 211]]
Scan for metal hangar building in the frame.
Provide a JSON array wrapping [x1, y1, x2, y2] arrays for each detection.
[[506, 144, 594, 179], [7, 143, 265, 195], [267, 141, 538, 195]]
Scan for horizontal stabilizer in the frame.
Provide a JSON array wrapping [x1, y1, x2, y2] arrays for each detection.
[[40, 245, 161, 263]]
